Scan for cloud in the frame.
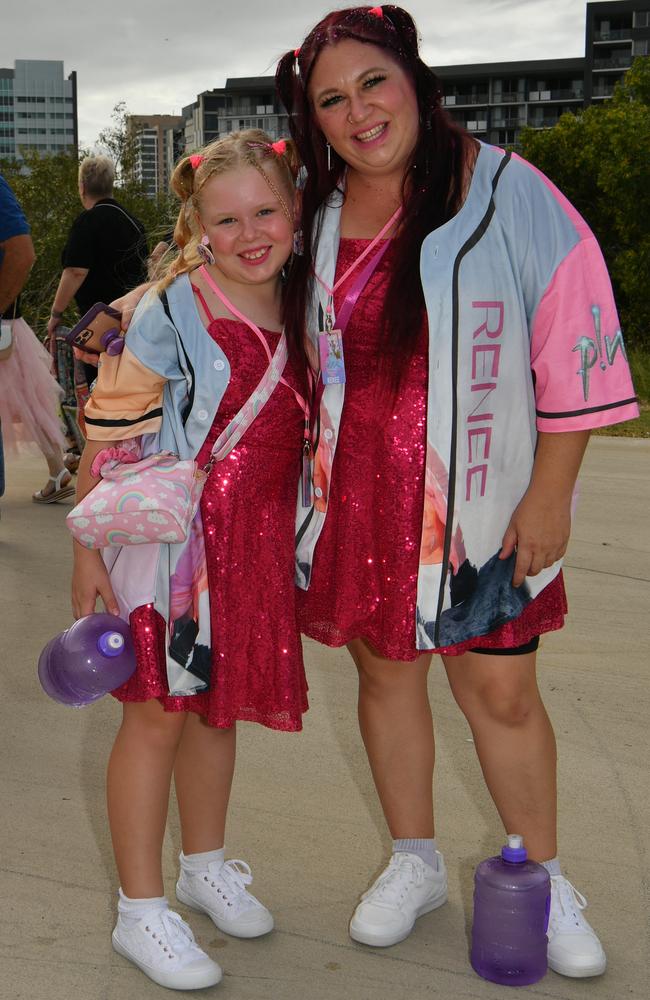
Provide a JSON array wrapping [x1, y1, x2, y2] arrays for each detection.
[[0, 0, 592, 147]]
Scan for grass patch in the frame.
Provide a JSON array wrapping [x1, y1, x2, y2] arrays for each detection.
[[592, 349, 650, 438]]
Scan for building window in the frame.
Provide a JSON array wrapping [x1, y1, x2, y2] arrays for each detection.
[[633, 39, 649, 55], [633, 11, 650, 28]]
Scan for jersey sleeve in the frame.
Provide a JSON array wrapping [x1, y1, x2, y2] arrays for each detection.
[[519, 159, 639, 432], [83, 291, 181, 441]]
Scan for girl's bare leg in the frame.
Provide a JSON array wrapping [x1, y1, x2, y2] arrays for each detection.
[[173, 715, 236, 853]]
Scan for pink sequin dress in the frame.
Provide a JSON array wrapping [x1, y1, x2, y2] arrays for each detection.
[[114, 312, 309, 731], [297, 238, 566, 661]]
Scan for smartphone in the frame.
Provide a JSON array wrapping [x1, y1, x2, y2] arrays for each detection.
[[66, 302, 123, 355]]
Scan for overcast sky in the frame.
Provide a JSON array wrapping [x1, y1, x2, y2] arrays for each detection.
[[2, 0, 609, 148]]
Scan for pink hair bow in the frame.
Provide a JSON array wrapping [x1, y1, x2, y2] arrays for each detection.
[[369, 5, 383, 16], [271, 139, 287, 155], [189, 154, 204, 169]]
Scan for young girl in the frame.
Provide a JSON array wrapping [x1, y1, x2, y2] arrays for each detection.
[[71, 131, 308, 991]]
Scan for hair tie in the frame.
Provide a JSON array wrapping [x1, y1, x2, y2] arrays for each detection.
[[189, 154, 204, 170], [271, 139, 287, 155], [294, 47, 301, 57], [369, 6, 384, 16]]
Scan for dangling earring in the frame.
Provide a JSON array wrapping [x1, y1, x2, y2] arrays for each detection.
[[326, 142, 332, 172], [293, 228, 304, 257], [197, 233, 215, 266]]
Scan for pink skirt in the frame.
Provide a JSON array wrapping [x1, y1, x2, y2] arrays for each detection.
[[0, 318, 67, 455]]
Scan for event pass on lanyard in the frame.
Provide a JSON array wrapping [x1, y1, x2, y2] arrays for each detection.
[[318, 317, 346, 386]]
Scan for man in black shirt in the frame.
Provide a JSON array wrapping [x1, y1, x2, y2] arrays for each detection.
[[47, 156, 148, 381]]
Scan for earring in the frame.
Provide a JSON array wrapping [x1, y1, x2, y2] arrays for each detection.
[[197, 233, 215, 266], [326, 142, 332, 171], [293, 228, 304, 257]]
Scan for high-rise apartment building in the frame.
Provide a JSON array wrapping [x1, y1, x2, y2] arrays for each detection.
[[0, 60, 77, 161], [127, 114, 185, 197]]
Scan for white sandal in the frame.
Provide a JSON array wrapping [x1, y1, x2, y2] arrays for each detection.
[[32, 468, 76, 504]]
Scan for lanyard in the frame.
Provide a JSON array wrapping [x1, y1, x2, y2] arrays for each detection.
[[198, 266, 314, 504], [314, 204, 402, 330], [198, 265, 309, 419]]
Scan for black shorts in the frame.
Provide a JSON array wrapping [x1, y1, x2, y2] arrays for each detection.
[[470, 636, 540, 656]]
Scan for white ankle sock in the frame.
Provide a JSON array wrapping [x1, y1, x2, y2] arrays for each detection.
[[540, 856, 562, 877], [180, 848, 225, 873], [117, 887, 168, 929], [392, 838, 438, 870]]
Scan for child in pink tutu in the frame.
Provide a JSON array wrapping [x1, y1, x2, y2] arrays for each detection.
[[0, 173, 74, 504]]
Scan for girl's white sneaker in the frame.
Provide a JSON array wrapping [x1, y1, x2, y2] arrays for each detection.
[[177, 857, 274, 938], [112, 906, 222, 990]]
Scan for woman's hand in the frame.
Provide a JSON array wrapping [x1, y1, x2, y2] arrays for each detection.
[[72, 543, 120, 619], [110, 281, 153, 332], [499, 429, 590, 587], [499, 489, 571, 587]]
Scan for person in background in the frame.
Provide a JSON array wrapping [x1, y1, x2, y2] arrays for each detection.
[[47, 155, 148, 389], [0, 172, 74, 504]]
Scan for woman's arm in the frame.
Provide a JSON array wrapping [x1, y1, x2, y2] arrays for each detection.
[[499, 430, 590, 587], [71, 440, 120, 619]]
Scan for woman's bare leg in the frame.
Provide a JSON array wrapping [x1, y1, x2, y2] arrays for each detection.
[[348, 637, 435, 838], [442, 648, 557, 861]]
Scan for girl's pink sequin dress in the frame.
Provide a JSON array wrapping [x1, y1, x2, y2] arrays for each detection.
[[297, 238, 566, 661], [114, 314, 308, 731]]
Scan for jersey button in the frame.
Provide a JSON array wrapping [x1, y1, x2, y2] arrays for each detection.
[[197, 409, 208, 421], [213, 359, 225, 371]]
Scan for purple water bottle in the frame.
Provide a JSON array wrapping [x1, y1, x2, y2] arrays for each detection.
[[470, 834, 550, 986]]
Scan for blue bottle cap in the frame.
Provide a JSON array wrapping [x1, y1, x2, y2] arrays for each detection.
[[501, 834, 528, 863]]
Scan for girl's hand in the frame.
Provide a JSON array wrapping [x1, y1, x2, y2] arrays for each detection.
[[72, 544, 120, 619], [499, 489, 572, 588], [110, 281, 153, 332]]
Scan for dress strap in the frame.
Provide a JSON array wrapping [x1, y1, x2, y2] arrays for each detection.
[[190, 283, 216, 325]]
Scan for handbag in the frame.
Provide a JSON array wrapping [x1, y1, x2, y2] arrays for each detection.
[[66, 323, 291, 549]]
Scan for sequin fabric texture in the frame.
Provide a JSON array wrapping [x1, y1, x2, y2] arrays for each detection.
[[297, 238, 567, 660], [115, 317, 308, 730]]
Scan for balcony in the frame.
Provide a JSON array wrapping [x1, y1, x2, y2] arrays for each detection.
[[594, 28, 632, 42], [221, 104, 277, 117], [593, 54, 632, 70], [443, 93, 489, 106], [528, 117, 562, 129], [465, 120, 488, 132], [492, 116, 522, 128], [529, 88, 583, 102], [493, 92, 526, 104]]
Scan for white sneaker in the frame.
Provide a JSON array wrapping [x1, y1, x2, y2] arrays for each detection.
[[112, 906, 222, 990], [547, 875, 607, 978], [176, 858, 274, 938], [349, 851, 448, 947]]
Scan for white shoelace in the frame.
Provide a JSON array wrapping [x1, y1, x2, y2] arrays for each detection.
[[203, 859, 258, 911], [145, 910, 199, 959], [362, 855, 424, 907], [550, 876, 589, 933]]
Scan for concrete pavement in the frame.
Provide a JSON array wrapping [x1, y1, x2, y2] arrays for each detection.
[[0, 437, 648, 1000]]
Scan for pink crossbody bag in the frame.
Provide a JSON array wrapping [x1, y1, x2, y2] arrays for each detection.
[[67, 280, 294, 549]]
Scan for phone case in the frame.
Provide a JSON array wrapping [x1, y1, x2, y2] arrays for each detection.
[[66, 302, 123, 355]]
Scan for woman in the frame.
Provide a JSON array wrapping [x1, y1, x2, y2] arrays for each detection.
[[276, 4, 638, 977]]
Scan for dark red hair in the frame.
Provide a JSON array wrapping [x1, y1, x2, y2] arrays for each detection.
[[276, 5, 474, 382]]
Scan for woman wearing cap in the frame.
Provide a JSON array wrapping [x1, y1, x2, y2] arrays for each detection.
[[276, 4, 638, 975]]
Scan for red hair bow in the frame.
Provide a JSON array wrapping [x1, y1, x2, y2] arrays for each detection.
[[189, 154, 204, 169], [369, 5, 383, 16], [271, 140, 287, 155]]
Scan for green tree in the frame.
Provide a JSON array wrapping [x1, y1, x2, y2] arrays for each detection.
[[1, 110, 176, 335], [520, 58, 650, 350]]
